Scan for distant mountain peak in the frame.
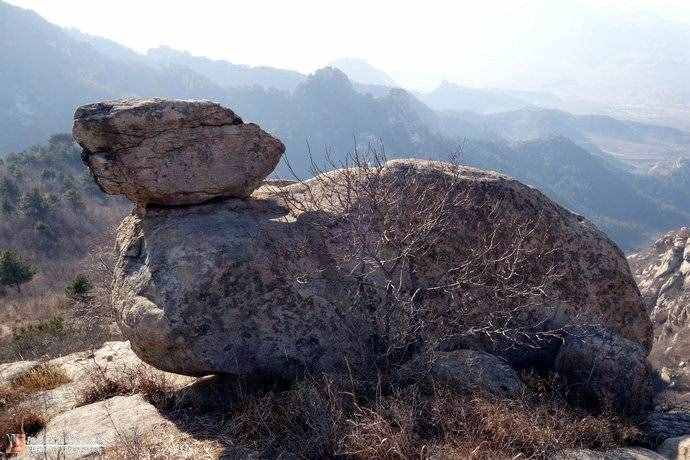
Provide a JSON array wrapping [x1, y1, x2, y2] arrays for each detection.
[[328, 58, 396, 87]]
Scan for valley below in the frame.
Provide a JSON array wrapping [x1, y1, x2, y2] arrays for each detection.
[[2, 0, 690, 458]]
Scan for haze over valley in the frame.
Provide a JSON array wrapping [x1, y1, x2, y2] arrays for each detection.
[[3, 0, 690, 250], [4, 2, 690, 457]]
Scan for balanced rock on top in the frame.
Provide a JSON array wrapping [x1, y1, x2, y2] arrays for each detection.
[[72, 99, 652, 402], [73, 98, 285, 206]]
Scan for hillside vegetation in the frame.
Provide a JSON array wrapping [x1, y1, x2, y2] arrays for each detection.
[[3, 0, 690, 251], [0, 136, 128, 359]]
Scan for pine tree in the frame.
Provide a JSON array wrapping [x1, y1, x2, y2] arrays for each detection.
[[0, 249, 35, 293]]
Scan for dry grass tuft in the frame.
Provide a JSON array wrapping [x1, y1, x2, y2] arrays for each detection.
[[0, 363, 69, 442], [10, 363, 70, 394], [78, 363, 177, 408], [428, 387, 641, 459], [137, 371, 642, 459]]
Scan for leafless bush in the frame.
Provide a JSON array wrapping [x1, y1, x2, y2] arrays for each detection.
[[128, 372, 639, 459], [274, 145, 577, 377]]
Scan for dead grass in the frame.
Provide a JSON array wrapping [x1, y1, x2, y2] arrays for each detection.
[[100, 427, 225, 460], [10, 363, 70, 393], [0, 363, 69, 442], [0, 363, 70, 409], [131, 371, 643, 459], [78, 363, 177, 408], [427, 387, 641, 459]]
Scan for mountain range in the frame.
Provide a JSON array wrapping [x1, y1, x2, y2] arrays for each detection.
[[2, 0, 690, 251]]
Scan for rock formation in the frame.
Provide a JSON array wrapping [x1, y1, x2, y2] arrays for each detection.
[[555, 329, 653, 414], [73, 99, 285, 206], [397, 350, 524, 397], [629, 227, 690, 369], [73, 99, 653, 411]]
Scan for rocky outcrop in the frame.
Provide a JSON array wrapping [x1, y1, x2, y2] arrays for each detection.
[[0, 341, 193, 420], [111, 198, 361, 378], [555, 329, 653, 414], [34, 394, 197, 458], [628, 228, 690, 369], [74, 99, 652, 385], [657, 436, 690, 459], [397, 350, 524, 397], [644, 410, 690, 443], [73, 99, 285, 206]]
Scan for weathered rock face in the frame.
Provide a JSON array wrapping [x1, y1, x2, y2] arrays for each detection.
[[109, 158, 652, 378], [398, 350, 524, 397], [555, 329, 653, 414], [644, 410, 690, 444], [113, 198, 362, 378], [73, 98, 285, 206], [628, 227, 690, 368]]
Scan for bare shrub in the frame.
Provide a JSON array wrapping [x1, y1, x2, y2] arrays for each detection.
[[274, 146, 578, 378], [224, 378, 346, 458], [78, 371, 132, 407], [139, 372, 641, 459]]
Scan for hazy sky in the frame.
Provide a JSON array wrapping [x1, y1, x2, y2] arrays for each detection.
[[7, 0, 690, 90]]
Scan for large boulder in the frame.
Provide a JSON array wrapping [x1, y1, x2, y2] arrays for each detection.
[[113, 198, 361, 378], [108, 158, 652, 378], [73, 99, 285, 206], [644, 410, 690, 443]]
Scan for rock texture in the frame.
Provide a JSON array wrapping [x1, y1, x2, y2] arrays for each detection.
[[35, 394, 179, 458], [657, 436, 690, 459], [644, 410, 690, 443], [555, 329, 653, 413], [112, 197, 361, 378], [552, 448, 666, 460], [398, 350, 524, 397], [109, 158, 651, 378], [73, 99, 285, 206], [629, 227, 690, 368]]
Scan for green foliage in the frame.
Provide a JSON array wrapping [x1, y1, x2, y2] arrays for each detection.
[[0, 249, 35, 292], [20, 187, 51, 218], [63, 187, 84, 210], [40, 168, 57, 181], [0, 137, 127, 269], [65, 274, 91, 299], [0, 176, 19, 202]]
